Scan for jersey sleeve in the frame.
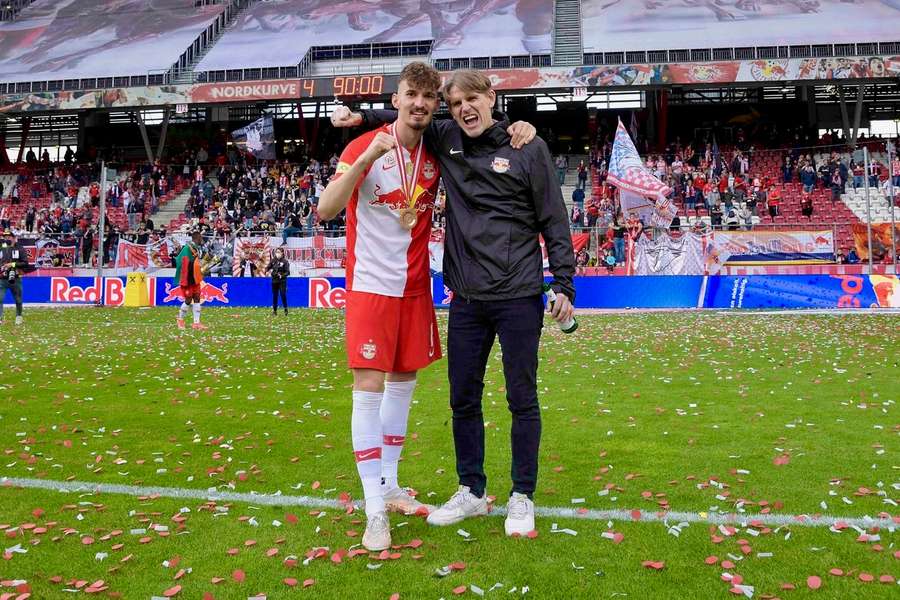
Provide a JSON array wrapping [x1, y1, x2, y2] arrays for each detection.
[[332, 131, 375, 183]]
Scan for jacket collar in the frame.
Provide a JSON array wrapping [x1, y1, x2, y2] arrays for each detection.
[[464, 113, 510, 148]]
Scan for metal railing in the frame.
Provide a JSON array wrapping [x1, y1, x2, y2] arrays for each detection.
[[584, 40, 900, 67]]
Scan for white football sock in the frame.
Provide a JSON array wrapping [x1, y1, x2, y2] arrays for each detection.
[[192, 302, 201, 324], [380, 379, 415, 492], [178, 302, 189, 320], [352, 390, 385, 516]]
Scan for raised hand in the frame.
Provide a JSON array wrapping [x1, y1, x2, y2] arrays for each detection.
[[331, 105, 362, 128], [362, 132, 398, 165]]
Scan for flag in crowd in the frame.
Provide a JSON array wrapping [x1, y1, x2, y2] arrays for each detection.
[[606, 118, 676, 228]]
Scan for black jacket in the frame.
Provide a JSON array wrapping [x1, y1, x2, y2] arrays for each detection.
[[0, 243, 29, 278], [362, 111, 575, 303], [270, 256, 290, 282]]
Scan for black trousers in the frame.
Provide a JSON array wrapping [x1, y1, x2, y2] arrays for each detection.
[[448, 294, 543, 499], [0, 277, 23, 317], [272, 279, 287, 311]]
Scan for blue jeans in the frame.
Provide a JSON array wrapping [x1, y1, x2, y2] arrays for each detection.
[[282, 226, 302, 242], [614, 237, 625, 263], [448, 294, 544, 498], [853, 175, 863, 189]]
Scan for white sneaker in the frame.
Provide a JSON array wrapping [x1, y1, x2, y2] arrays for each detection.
[[504, 492, 535, 537], [426, 485, 489, 526], [362, 511, 391, 551], [383, 487, 433, 516], [14, 316, 22, 325]]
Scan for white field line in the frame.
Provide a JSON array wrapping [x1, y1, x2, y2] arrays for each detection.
[[2, 477, 895, 531]]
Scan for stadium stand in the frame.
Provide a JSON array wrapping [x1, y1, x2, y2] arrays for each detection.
[[0, 0, 233, 85], [580, 0, 900, 58], [196, 0, 553, 79]]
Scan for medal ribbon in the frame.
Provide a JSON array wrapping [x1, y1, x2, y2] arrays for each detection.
[[391, 123, 424, 210]]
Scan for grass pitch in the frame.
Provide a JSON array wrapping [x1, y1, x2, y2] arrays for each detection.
[[0, 307, 897, 599]]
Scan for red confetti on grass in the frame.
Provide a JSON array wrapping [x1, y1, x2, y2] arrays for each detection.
[[81, 537, 94, 545], [452, 586, 467, 595], [226, 548, 238, 556], [858, 573, 874, 583], [283, 578, 297, 587], [389, 595, 400, 600], [285, 513, 298, 525], [828, 568, 844, 576], [705, 556, 719, 565], [630, 510, 642, 521], [642, 561, 665, 570], [448, 562, 466, 571], [210, 578, 224, 584], [232, 570, 245, 583], [526, 530, 538, 539], [721, 560, 735, 570], [265, 548, 278, 558], [311, 481, 321, 490], [162, 585, 181, 597], [807, 576, 822, 590], [880, 575, 895, 584], [302, 579, 315, 588]]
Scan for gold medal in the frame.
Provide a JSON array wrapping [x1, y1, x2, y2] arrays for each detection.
[[399, 207, 417, 230]]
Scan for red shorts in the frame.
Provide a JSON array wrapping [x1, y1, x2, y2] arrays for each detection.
[[181, 284, 201, 301], [346, 290, 442, 373]]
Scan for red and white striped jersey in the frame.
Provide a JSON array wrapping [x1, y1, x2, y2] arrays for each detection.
[[333, 124, 439, 298]]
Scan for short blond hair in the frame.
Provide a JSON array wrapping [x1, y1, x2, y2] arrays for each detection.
[[441, 69, 492, 99]]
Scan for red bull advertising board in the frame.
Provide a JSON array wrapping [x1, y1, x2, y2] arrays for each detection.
[[11, 274, 900, 310]]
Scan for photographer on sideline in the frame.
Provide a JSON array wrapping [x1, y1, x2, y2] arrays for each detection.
[[0, 229, 29, 325]]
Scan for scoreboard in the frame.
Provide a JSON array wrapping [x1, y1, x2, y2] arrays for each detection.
[[297, 74, 399, 99]]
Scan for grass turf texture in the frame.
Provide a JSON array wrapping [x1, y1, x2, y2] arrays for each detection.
[[0, 307, 897, 600]]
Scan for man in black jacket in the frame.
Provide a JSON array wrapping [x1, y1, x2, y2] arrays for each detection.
[[269, 247, 290, 315], [0, 230, 29, 325], [334, 70, 575, 536]]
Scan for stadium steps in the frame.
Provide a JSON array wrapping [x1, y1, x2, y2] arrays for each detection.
[[561, 154, 591, 209], [552, 0, 584, 67], [155, 186, 195, 233], [842, 188, 900, 223], [171, 0, 256, 85]]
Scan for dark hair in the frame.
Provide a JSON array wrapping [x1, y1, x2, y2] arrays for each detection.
[[398, 61, 441, 93]]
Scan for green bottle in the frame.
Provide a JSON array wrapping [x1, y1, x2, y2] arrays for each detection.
[[543, 283, 577, 334]]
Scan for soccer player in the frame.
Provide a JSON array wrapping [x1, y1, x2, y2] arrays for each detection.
[[333, 70, 574, 537], [173, 229, 208, 330], [316, 62, 445, 552]]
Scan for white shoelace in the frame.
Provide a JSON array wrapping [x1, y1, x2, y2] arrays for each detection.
[[443, 487, 473, 510], [507, 495, 529, 520], [368, 513, 389, 534]]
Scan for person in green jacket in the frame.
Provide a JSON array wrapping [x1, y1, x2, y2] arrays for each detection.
[[173, 229, 208, 330]]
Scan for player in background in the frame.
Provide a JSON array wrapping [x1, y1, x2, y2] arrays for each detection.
[[317, 62, 445, 552], [173, 229, 208, 330]]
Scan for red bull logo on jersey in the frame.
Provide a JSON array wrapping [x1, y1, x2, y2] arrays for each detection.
[[371, 184, 435, 212], [371, 184, 408, 211], [161, 281, 229, 304]]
